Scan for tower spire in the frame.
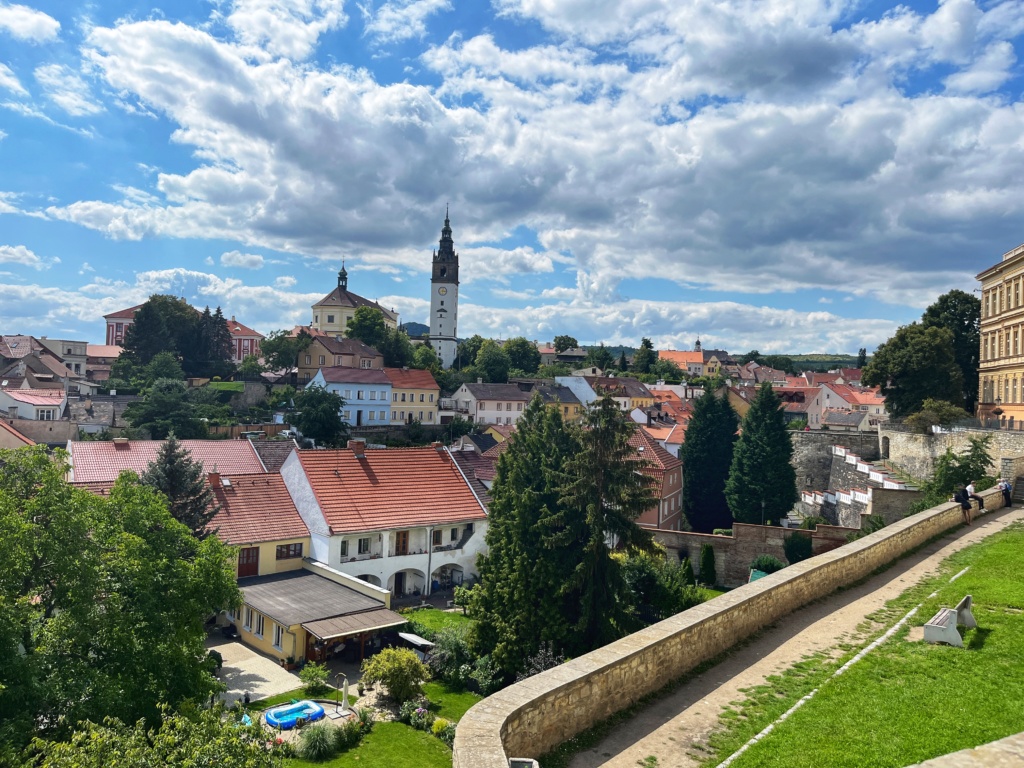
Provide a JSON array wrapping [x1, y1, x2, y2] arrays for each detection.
[[338, 260, 348, 291]]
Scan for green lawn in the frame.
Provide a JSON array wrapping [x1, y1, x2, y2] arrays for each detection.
[[286, 721, 452, 768], [706, 524, 1024, 767], [207, 381, 244, 392], [423, 681, 482, 722], [401, 607, 476, 637]]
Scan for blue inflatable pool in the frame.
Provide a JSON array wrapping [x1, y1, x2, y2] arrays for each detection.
[[264, 700, 326, 729]]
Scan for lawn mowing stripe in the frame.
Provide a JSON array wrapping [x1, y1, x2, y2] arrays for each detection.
[[715, 563, 974, 767]]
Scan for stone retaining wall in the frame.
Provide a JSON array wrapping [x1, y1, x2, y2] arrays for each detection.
[[791, 430, 880, 492], [452, 486, 1004, 768], [881, 427, 1024, 480]]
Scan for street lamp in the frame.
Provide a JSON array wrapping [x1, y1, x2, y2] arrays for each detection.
[[761, 499, 766, 527]]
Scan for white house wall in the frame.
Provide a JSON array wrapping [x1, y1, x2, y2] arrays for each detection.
[[280, 451, 330, 537]]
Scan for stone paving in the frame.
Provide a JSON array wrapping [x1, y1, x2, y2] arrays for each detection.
[[207, 637, 301, 706]]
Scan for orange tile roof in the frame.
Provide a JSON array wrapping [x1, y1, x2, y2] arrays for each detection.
[[658, 350, 704, 366], [0, 419, 34, 445], [227, 318, 264, 339], [103, 304, 143, 320], [297, 446, 487, 534], [628, 426, 682, 474], [86, 345, 123, 358], [486, 423, 516, 440], [482, 440, 509, 459], [211, 474, 309, 545], [1, 389, 66, 405], [827, 383, 885, 406], [384, 367, 439, 390], [69, 439, 267, 483]]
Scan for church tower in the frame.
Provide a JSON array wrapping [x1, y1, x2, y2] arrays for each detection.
[[429, 207, 459, 368]]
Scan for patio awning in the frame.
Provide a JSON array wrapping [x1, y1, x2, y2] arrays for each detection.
[[301, 608, 406, 641], [398, 632, 435, 649]]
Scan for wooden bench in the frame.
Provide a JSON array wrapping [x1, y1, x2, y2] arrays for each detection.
[[924, 595, 977, 648]]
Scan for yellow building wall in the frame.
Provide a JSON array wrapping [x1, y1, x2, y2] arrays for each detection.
[[232, 538, 311, 577], [313, 308, 397, 337], [630, 396, 655, 410], [979, 244, 1024, 423], [235, 605, 305, 662], [390, 387, 440, 425], [549, 401, 584, 422]]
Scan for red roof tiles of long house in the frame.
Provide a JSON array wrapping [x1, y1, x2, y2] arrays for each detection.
[[628, 427, 682, 474], [69, 439, 267, 483], [383, 367, 440, 390], [1, 389, 66, 405], [297, 446, 487, 534], [227, 319, 264, 339], [210, 474, 308, 545]]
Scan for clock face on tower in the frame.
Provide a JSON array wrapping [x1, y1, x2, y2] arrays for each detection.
[[438, 287, 447, 295]]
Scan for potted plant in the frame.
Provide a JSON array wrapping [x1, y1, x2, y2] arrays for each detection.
[[356, 681, 365, 696], [281, 655, 299, 671]]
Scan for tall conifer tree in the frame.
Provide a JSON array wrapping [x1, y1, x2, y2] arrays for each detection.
[[141, 433, 220, 539], [681, 391, 738, 532], [725, 383, 797, 525]]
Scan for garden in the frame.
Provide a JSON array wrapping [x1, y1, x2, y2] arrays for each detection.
[[704, 523, 1024, 767]]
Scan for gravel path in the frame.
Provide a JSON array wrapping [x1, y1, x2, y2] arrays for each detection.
[[567, 507, 1024, 768]]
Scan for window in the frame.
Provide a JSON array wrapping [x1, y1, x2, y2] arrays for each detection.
[[273, 624, 284, 650], [276, 543, 303, 560], [319, 355, 326, 366], [506, 402, 512, 411], [343, 410, 351, 420], [429, 394, 434, 402], [432, 530, 442, 546], [327, 315, 335, 323], [379, 410, 386, 420], [419, 393, 425, 402], [517, 402, 523, 411], [399, 411, 405, 421], [357, 390, 364, 399], [358, 537, 370, 554], [368, 411, 375, 421], [255, 613, 265, 637], [451, 527, 458, 541], [401, 393, 406, 402], [37, 409, 56, 421], [345, 389, 352, 399], [305, 355, 311, 365], [505, 417, 512, 425], [340, 539, 349, 557], [370, 391, 377, 400], [244, 607, 253, 631], [392, 411, 398, 420], [314, 315, 318, 324], [480, 401, 486, 410], [361, 359, 372, 368], [418, 411, 423, 420], [428, 412, 434, 421]]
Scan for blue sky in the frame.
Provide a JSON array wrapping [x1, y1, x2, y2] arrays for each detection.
[[1, 0, 1023, 353]]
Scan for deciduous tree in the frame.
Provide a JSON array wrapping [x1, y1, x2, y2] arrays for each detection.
[[503, 337, 541, 374], [260, 328, 314, 372], [921, 289, 980, 411], [456, 334, 485, 368], [862, 323, 963, 419], [681, 391, 738, 532], [345, 306, 387, 351], [123, 379, 208, 439], [293, 385, 349, 448], [553, 335, 578, 353], [475, 339, 511, 383], [725, 383, 798, 524], [631, 338, 656, 374], [584, 342, 614, 371]]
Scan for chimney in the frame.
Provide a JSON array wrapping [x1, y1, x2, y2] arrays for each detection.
[[112, 437, 129, 448], [647, 411, 652, 427], [231, 315, 236, 322], [431, 441, 444, 452], [348, 438, 366, 458], [208, 472, 222, 489]]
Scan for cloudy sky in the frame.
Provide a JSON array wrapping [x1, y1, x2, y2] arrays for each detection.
[[1, 0, 1023, 353]]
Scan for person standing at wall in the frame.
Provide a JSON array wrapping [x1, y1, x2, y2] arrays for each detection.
[[999, 478, 1013, 507], [953, 486, 973, 525]]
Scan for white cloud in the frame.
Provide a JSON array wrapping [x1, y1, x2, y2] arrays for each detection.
[[79, 261, 95, 274], [362, 0, 451, 44], [945, 41, 1016, 94], [34, 63, 103, 116], [0, 3, 60, 42], [275, 275, 296, 287], [0, 244, 48, 269], [225, 0, 347, 59], [0, 62, 27, 95], [221, 249, 265, 269]]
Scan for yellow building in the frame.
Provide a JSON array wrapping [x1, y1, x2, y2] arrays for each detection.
[[383, 367, 440, 425], [978, 242, 1024, 424], [311, 266, 398, 337]]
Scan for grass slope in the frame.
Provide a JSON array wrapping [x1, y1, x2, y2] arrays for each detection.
[[708, 524, 1024, 767], [423, 682, 482, 722], [402, 607, 476, 636], [286, 721, 452, 768]]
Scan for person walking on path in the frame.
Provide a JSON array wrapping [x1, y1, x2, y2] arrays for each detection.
[[953, 486, 973, 525], [999, 478, 1013, 507], [967, 480, 985, 511]]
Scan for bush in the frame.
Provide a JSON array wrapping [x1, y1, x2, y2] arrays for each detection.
[[432, 717, 456, 748], [750, 554, 786, 574], [679, 557, 695, 586], [800, 515, 827, 530], [299, 722, 337, 761], [356, 706, 375, 734], [360, 647, 430, 703], [409, 705, 434, 731], [783, 533, 813, 564], [788, 419, 808, 431], [300, 661, 331, 697], [398, 696, 430, 724], [333, 718, 363, 751], [712, 528, 733, 536], [470, 654, 501, 695], [515, 643, 566, 683], [699, 543, 717, 586], [427, 625, 475, 689]]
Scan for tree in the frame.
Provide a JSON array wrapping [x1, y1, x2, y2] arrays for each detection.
[[698, 543, 717, 586], [0, 448, 239, 752], [475, 340, 510, 383], [378, 327, 414, 368], [553, 335, 578, 353], [554, 397, 657, 652], [193, 306, 234, 379], [584, 343, 614, 371], [503, 337, 541, 374], [862, 323, 963, 419], [739, 350, 762, 365], [472, 397, 581, 679], [856, 347, 867, 369], [346, 306, 387, 350], [412, 343, 441, 372], [632, 338, 656, 374], [122, 295, 197, 367], [910, 435, 994, 513], [650, 357, 684, 381], [141, 433, 220, 538], [725, 383, 798, 525], [123, 379, 208, 439], [360, 648, 429, 703], [260, 328, 314, 372], [293, 385, 349, 448], [681, 391, 738, 532], [145, 350, 185, 382], [237, 354, 263, 381], [29, 707, 281, 768], [617, 351, 629, 371], [456, 335, 485, 369], [903, 398, 972, 433], [921, 289, 980, 411]]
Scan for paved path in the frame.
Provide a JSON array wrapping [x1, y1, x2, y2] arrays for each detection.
[[208, 638, 301, 706], [568, 507, 1024, 768]]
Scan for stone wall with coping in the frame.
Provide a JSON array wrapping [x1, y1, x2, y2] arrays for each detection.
[[998, 455, 1024, 483], [791, 431, 880, 492], [452, 486, 1005, 768], [881, 426, 1024, 480]]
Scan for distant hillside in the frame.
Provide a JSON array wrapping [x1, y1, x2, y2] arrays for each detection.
[[401, 321, 430, 338]]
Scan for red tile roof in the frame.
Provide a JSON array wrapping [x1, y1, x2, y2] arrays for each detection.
[[316, 367, 391, 385], [103, 304, 143, 320], [482, 440, 509, 459], [297, 446, 487, 534], [86, 345, 123, 359], [227, 318, 264, 339], [211, 474, 308, 545], [69, 439, 267, 483], [0, 389, 66, 405], [384, 367, 439, 390], [658, 350, 703, 366], [628, 427, 683, 474], [0, 335, 43, 359], [0, 420, 34, 445]]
